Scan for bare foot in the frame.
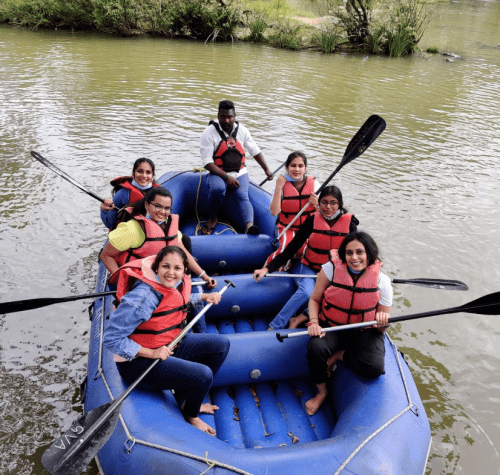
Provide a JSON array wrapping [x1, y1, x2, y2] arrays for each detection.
[[289, 313, 308, 329], [305, 392, 328, 416], [326, 350, 344, 377], [200, 403, 219, 414], [185, 415, 216, 436], [201, 218, 218, 235]]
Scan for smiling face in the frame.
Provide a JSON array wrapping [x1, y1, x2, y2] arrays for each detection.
[[286, 156, 307, 180], [218, 108, 235, 134], [133, 161, 154, 187], [156, 251, 186, 288], [345, 239, 368, 272], [318, 194, 340, 218], [146, 195, 172, 222]]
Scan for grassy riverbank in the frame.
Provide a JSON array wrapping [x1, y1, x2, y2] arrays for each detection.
[[0, 0, 435, 56]]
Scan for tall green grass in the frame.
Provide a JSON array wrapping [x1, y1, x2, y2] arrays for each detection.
[[311, 23, 342, 53]]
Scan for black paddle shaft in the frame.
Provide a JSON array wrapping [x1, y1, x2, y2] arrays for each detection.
[[390, 290, 500, 323], [0, 291, 116, 314], [31, 151, 112, 206], [277, 115, 386, 240], [315, 115, 387, 195], [42, 279, 236, 475], [276, 290, 500, 341], [259, 161, 286, 187]]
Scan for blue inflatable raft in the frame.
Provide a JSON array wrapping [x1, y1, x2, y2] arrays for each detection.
[[84, 170, 431, 475]]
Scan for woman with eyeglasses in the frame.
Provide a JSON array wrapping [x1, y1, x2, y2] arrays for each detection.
[[266, 152, 320, 271], [100, 187, 216, 287], [100, 158, 159, 230], [253, 186, 358, 330], [305, 231, 392, 416]]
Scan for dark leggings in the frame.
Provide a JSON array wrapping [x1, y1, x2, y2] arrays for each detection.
[[117, 333, 230, 417], [307, 327, 385, 384], [181, 234, 192, 254]]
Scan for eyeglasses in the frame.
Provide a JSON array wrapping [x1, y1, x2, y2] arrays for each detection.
[[149, 202, 171, 213], [320, 200, 339, 207]]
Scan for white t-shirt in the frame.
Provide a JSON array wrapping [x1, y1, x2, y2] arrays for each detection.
[[200, 120, 261, 178], [321, 261, 393, 307]]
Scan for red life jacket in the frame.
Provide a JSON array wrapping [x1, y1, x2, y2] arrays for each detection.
[[113, 256, 191, 348], [320, 256, 382, 327], [264, 226, 296, 272], [301, 212, 353, 271], [277, 177, 316, 231], [115, 213, 179, 267], [210, 121, 246, 172], [110, 176, 159, 204]]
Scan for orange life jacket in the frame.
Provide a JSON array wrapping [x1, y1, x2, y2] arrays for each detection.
[[115, 213, 179, 267], [112, 256, 191, 348], [210, 121, 246, 172], [301, 212, 353, 271], [110, 176, 159, 205], [277, 176, 316, 231], [320, 256, 382, 326]]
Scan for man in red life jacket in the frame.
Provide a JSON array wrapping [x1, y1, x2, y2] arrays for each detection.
[[200, 100, 273, 235]]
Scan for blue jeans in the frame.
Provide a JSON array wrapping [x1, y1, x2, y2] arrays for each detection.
[[268, 263, 317, 330], [207, 172, 253, 230], [117, 333, 230, 417]]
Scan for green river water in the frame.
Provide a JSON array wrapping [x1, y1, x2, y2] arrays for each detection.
[[1, 1, 500, 473]]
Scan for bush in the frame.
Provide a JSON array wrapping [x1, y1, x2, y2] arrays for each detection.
[[160, 0, 239, 41], [311, 22, 342, 53], [243, 10, 267, 42], [3, 0, 94, 29], [384, 0, 433, 56], [267, 20, 301, 50], [2, 0, 240, 39], [426, 46, 439, 53], [334, 0, 372, 47], [92, 0, 140, 34]]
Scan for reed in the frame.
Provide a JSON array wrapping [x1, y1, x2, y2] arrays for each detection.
[[311, 23, 343, 53], [267, 20, 302, 50]]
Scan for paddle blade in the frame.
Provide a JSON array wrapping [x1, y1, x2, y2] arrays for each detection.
[[42, 402, 121, 475], [342, 115, 386, 166], [459, 291, 500, 315], [391, 278, 469, 291]]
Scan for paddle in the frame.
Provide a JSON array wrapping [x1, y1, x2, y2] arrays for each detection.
[[276, 290, 500, 342], [31, 151, 118, 209], [259, 161, 286, 187], [41, 279, 236, 475], [0, 281, 211, 315], [276, 115, 386, 242], [263, 274, 468, 291]]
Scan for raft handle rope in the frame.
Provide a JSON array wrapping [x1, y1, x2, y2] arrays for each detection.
[[93, 268, 254, 475], [124, 437, 136, 454], [193, 167, 237, 236], [332, 336, 425, 475]]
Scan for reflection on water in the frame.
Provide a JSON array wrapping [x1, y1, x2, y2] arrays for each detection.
[[1, 1, 500, 473]]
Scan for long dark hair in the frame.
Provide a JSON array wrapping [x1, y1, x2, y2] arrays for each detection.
[[337, 231, 379, 266], [285, 151, 307, 168], [133, 157, 156, 180], [130, 187, 173, 217], [112, 158, 157, 196], [151, 246, 188, 274], [319, 185, 347, 214]]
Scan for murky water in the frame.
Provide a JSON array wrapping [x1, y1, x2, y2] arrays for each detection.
[[1, 1, 499, 473]]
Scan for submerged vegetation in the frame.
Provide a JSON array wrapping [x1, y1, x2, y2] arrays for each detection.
[[0, 0, 435, 56]]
